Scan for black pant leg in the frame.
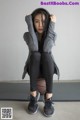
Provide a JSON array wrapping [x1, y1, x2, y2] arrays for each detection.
[[29, 52, 41, 91], [41, 52, 54, 93]]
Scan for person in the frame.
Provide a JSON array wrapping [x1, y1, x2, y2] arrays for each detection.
[[22, 8, 60, 117]]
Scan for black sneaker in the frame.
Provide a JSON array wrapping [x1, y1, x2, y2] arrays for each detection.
[[28, 92, 40, 114], [43, 98, 54, 117]]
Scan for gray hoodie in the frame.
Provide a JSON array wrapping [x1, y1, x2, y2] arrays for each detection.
[[22, 15, 60, 79]]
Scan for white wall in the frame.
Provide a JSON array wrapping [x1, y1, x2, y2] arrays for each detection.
[[0, 0, 80, 81]]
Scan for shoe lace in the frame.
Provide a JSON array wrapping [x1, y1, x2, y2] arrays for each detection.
[[45, 99, 54, 108], [30, 99, 36, 106]]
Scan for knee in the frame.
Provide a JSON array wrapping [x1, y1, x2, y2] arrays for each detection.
[[41, 52, 51, 60], [31, 51, 41, 61]]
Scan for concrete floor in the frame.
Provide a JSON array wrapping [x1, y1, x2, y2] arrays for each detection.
[[0, 101, 80, 120]]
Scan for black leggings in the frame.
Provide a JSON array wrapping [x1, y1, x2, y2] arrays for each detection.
[[29, 51, 54, 93]]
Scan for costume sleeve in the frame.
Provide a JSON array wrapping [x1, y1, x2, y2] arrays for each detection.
[[23, 32, 38, 51], [43, 21, 57, 53], [25, 15, 38, 51]]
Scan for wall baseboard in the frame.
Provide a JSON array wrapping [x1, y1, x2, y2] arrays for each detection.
[[0, 80, 80, 101]]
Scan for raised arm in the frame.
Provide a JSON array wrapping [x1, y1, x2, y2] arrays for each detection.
[[24, 15, 38, 51], [43, 15, 57, 53]]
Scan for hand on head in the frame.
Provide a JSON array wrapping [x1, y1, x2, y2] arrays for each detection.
[[50, 15, 56, 23]]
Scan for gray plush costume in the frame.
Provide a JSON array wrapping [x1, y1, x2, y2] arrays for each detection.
[[22, 15, 60, 79]]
